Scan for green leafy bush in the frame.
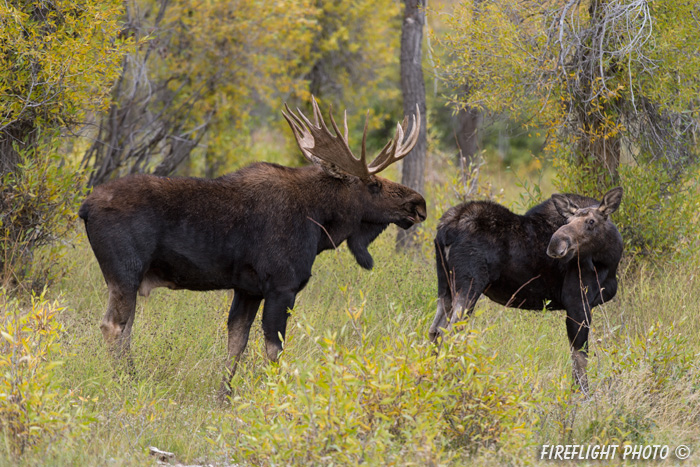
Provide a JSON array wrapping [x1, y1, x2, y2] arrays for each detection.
[[0, 291, 94, 458], [579, 321, 696, 447], [210, 309, 537, 465], [0, 136, 85, 291], [597, 321, 693, 395], [554, 156, 700, 259]]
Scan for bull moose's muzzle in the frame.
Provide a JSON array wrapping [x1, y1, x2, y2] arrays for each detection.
[[398, 202, 427, 229]]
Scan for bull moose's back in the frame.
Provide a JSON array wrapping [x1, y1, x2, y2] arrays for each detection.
[[78, 163, 335, 295]]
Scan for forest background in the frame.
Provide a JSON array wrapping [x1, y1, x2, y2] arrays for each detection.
[[1, 0, 700, 465]]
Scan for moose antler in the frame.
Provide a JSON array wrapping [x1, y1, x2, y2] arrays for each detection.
[[282, 96, 420, 181]]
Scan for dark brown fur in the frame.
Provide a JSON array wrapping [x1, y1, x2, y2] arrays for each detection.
[[79, 162, 426, 397], [430, 188, 623, 392]]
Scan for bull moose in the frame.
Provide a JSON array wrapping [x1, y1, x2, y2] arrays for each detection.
[[79, 97, 426, 397], [429, 187, 623, 391]]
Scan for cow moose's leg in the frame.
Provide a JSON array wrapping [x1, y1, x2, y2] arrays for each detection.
[[219, 291, 262, 399], [429, 296, 450, 343], [430, 241, 453, 343], [447, 281, 484, 330], [261, 290, 297, 363], [565, 306, 591, 394], [563, 267, 598, 394], [433, 277, 486, 343]]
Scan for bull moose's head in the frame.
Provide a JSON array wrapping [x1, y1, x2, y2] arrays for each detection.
[[547, 187, 623, 261], [282, 97, 427, 268]]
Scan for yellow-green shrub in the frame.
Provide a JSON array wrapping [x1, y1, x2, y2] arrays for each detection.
[[554, 157, 700, 260], [210, 310, 538, 465], [581, 321, 698, 446], [0, 137, 85, 290], [0, 291, 93, 458]]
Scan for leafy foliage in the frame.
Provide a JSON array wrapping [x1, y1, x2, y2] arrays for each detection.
[[555, 157, 700, 258], [437, 0, 700, 171], [84, 0, 404, 183], [0, 136, 85, 290], [211, 312, 535, 465], [437, 0, 700, 257], [0, 291, 94, 458], [579, 320, 698, 446], [0, 0, 129, 171]]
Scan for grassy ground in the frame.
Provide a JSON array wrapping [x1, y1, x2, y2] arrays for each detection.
[[2, 161, 699, 466]]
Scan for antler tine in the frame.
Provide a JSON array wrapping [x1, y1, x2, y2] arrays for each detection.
[[282, 103, 317, 165], [343, 110, 349, 143], [282, 96, 371, 180], [360, 110, 370, 169], [367, 104, 421, 174], [310, 96, 326, 132]]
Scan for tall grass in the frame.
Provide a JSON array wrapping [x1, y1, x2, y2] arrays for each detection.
[[1, 227, 698, 466], [2, 152, 699, 465]]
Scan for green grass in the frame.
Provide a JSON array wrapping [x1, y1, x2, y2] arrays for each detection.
[[2, 230, 698, 466], [2, 161, 700, 465]]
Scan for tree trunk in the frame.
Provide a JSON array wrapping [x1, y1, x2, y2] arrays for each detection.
[[454, 102, 480, 167], [576, 110, 622, 188], [396, 0, 427, 251]]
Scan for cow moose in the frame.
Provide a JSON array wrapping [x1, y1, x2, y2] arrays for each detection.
[[429, 187, 623, 391], [79, 97, 426, 397]]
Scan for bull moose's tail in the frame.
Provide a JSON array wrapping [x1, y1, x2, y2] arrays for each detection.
[[78, 200, 93, 245], [78, 201, 90, 223]]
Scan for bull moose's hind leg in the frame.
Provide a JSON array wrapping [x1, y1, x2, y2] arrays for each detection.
[[219, 291, 262, 399], [102, 282, 138, 357]]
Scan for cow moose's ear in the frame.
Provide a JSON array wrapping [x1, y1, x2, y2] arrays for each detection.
[[598, 187, 623, 219], [552, 194, 579, 219]]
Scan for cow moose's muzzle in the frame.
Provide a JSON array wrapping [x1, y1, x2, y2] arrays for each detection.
[[546, 231, 574, 261]]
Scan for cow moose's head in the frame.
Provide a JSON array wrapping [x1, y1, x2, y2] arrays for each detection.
[[547, 187, 624, 262], [283, 97, 427, 268]]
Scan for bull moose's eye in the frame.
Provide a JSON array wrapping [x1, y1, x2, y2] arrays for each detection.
[[587, 218, 595, 228], [368, 179, 382, 194]]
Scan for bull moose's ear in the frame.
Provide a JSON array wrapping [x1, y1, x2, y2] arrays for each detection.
[[552, 194, 579, 219], [598, 187, 623, 218]]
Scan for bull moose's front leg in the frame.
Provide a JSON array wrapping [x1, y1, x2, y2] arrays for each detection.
[[261, 290, 297, 363], [219, 291, 262, 400]]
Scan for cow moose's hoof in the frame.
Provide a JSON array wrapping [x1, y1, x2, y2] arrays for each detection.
[[571, 350, 589, 396], [217, 383, 232, 405]]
